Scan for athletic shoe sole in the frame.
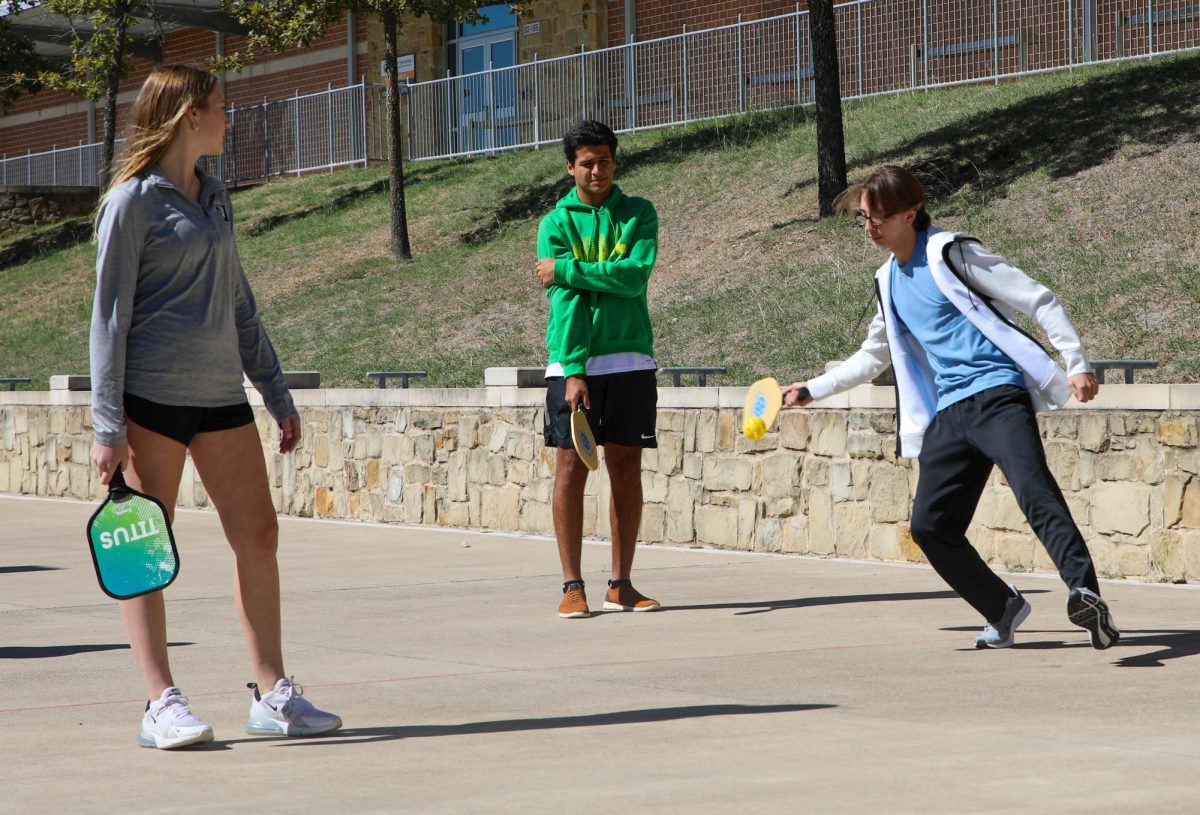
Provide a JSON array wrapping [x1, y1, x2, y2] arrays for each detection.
[[974, 599, 1031, 649], [137, 727, 214, 749], [245, 712, 343, 737], [1067, 589, 1120, 650], [602, 601, 661, 612], [558, 609, 591, 619]]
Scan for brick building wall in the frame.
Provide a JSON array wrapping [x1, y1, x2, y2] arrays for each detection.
[[0, 15, 369, 160], [610, 0, 801, 44]]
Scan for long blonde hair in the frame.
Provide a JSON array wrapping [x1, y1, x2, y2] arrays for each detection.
[[106, 64, 218, 194]]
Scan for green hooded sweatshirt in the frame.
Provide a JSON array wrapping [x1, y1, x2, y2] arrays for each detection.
[[537, 184, 658, 378]]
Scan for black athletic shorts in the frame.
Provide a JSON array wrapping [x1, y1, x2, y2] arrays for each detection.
[[124, 392, 255, 447], [544, 369, 658, 449]]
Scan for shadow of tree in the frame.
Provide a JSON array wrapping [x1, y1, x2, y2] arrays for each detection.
[[242, 179, 389, 236], [218, 703, 834, 747], [0, 219, 93, 272], [460, 176, 572, 245], [461, 106, 812, 244], [0, 565, 60, 574], [0, 641, 192, 659], [790, 53, 1200, 208]]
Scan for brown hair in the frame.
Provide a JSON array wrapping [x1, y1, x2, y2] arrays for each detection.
[[834, 165, 932, 231], [105, 65, 218, 194]]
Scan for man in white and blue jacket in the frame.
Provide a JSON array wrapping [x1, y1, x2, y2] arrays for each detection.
[[784, 165, 1118, 650]]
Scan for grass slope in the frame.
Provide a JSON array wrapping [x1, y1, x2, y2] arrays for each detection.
[[2, 53, 1198, 389]]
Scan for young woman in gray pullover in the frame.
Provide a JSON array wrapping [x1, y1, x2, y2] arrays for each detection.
[[89, 65, 340, 748]]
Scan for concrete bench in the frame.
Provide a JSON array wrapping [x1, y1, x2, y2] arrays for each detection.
[[0, 377, 31, 391], [658, 366, 726, 387], [366, 371, 427, 389], [1091, 360, 1158, 385], [53, 372, 322, 391]]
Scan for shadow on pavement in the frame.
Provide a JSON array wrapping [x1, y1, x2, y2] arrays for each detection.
[[0, 642, 193, 660], [0, 565, 61, 574], [1110, 629, 1200, 668], [217, 703, 835, 747], [665, 589, 1053, 615], [942, 627, 1200, 663]]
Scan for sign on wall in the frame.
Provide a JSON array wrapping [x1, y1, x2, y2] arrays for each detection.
[[380, 53, 416, 81]]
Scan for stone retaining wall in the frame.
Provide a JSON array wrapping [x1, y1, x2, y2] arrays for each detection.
[[0, 186, 97, 239], [3, 385, 1200, 582]]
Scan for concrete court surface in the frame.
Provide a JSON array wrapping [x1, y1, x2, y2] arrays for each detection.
[[2, 494, 1199, 815]]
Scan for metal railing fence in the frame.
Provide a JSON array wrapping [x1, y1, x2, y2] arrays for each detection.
[[3, 0, 1198, 184], [400, 0, 1200, 161], [1, 82, 373, 188]]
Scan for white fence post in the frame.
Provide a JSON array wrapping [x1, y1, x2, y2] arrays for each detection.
[[857, 3, 864, 98], [361, 79, 369, 167], [795, 6, 803, 104], [993, 0, 1000, 83], [295, 90, 303, 177], [682, 26, 690, 120], [532, 53, 541, 147], [1148, 0, 1155, 54], [1068, 0, 1075, 68], [262, 97, 271, 179], [737, 14, 745, 113], [921, 0, 930, 91]]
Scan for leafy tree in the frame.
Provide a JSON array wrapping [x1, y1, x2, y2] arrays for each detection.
[[2, 1, 143, 189], [227, 1, 525, 260], [0, 11, 46, 114], [809, 0, 847, 217]]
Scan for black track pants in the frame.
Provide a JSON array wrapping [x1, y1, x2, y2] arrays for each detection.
[[910, 385, 1100, 623]]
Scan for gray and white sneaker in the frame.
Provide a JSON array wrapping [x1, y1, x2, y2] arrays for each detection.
[[974, 585, 1031, 649], [138, 686, 215, 749], [245, 677, 342, 737], [1067, 587, 1120, 650]]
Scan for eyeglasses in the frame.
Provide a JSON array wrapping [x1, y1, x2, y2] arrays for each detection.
[[854, 207, 917, 229], [854, 211, 889, 229]]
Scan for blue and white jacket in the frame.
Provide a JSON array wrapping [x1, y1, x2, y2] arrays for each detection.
[[805, 228, 1093, 458]]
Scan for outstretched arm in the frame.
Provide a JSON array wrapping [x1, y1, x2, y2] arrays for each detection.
[[803, 307, 893, 401]]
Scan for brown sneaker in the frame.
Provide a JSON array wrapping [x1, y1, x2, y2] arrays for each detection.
[[558, 581, 590, 619], [603, 579, 661, 612]]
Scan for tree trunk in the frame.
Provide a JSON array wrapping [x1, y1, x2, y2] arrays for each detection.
[[99, 2, 132, 191], [383, 10, 412, 260], [809, 0, 847, 218]]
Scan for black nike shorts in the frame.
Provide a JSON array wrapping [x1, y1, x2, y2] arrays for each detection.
[[544, 369, 658, 449], [124, 392, 255, 447]]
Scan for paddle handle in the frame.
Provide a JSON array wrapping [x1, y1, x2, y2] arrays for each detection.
[[109, 465, 129, 494]]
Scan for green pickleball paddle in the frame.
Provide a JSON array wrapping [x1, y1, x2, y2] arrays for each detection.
[[85, 467, 179, 600]]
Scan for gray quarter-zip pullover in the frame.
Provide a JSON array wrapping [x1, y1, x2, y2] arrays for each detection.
[[89, 166, 295, 446]]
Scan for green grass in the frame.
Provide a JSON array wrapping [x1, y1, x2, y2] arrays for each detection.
[[2, 53, 1199, 388]]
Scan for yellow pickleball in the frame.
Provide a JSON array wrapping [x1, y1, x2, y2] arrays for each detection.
[[743, 416, 767, 440]]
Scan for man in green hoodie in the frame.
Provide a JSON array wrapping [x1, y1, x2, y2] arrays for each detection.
[[534, 120, 661, 619]]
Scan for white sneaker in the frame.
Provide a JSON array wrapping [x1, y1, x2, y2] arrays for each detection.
[[974, 585, 1031, 649], [137, 687, 215, 749], [245, 677, 342, 736]]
